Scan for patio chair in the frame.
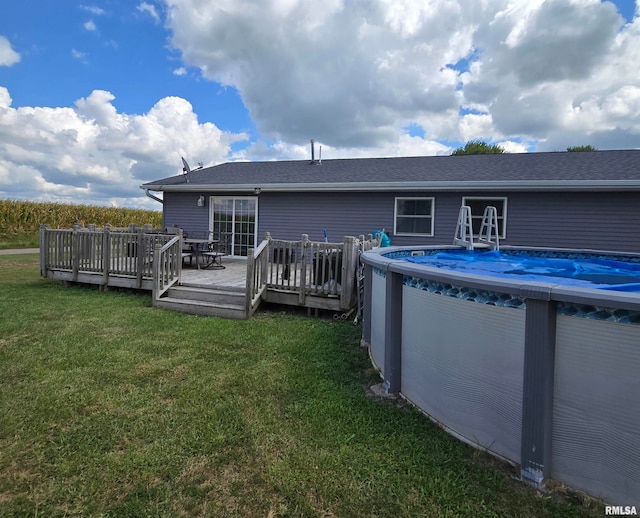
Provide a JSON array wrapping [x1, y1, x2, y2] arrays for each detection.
[[200, 231, 228, 269], [180, 230, 195, 267]]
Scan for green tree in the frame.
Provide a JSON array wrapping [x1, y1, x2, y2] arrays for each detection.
[[451, 140, 505, 155], [566, 145, 597, 152]]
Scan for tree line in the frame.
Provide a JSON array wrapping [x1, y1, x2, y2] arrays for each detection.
[[451, 140, 597, 155]]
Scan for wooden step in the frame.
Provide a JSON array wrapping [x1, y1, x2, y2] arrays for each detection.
[[167, 285, 245, 305], [154, 297, 247, 320]]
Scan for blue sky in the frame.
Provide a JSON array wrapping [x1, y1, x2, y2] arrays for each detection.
[[0, 1, 639, 207], [1, 2, 255, 138]]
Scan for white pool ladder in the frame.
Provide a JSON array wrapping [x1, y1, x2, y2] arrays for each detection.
[[478, 206, 500, 250], [453, 205, 500, 250], [454, 205, 474, 249]]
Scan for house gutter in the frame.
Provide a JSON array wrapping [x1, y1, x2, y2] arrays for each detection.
[[141, 180, 640, 194]]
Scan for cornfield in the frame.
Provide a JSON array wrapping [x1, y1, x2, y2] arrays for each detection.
[[0, 199, 163, 237]]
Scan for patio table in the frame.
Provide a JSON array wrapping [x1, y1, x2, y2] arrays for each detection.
[[184, 238, 219, 269]]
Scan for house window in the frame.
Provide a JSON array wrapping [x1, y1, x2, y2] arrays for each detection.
[[394, 197, 434, 236], [461, 197, 507, 238]]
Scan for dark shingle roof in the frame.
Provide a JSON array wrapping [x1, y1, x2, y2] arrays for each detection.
[[141, 150, 640, 192]]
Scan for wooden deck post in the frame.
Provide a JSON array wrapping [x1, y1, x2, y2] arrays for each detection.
[[263, 232, 271, 300], [102, 224, 111, 286], [245, 247, 255, 316], [299, 234, 309, 306], [71, 224, 80, 282], [340, 236, 356, 310], [39, 224, 49, 277], [136, 228, 144, 289], [152, 243, 161, 304]]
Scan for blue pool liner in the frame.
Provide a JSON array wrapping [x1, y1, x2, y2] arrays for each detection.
[[405, 250, 640, 292]]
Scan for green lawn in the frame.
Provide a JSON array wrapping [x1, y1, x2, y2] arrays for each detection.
[[0, 231, 39, 250], [0, 255, 602, 517]]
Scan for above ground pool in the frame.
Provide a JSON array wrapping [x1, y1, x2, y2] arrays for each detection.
[[404, 249, 640, 292], [362, 244, 640, 505]]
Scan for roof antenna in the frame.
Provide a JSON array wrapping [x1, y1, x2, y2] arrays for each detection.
[[181, 157, 204, 183], [319, 145, 322, 164], [181, 156, 191, 183], [310, 139, 315, 164]]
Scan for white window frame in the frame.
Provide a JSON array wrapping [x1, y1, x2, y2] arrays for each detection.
[[461, 196, 507, 239], [394, 197, 435, 237]]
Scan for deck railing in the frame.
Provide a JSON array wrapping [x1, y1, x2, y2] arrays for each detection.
[[40, 224, 171, 289], [152, 235, 182, 299], [261, 233, 360, 311], [245, 237, 270, 317], [41, 225, 380, 318]]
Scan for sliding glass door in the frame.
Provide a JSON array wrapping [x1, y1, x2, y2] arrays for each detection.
[[210, 197, 258, 257]]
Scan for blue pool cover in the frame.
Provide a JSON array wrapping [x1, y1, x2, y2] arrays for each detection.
[[405, 250, 640, 292]]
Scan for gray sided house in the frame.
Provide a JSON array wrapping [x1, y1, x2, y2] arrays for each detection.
[[141, 149, 640, 255]]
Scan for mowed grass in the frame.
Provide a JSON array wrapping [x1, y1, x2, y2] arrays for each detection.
[[0, 255, 603, 517]]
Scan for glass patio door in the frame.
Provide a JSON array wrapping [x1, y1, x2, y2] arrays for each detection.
[[210, 197, 258, 257]]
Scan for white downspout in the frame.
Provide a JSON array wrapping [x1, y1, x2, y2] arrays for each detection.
[[144, 189, 163, 204]]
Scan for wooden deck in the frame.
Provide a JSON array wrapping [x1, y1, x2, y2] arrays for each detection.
[[40, 225, 376, 319], [181, 255, 350, 312], [181, 258, 248, 289]]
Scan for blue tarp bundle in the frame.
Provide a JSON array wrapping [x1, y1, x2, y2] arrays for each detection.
[[372, 230, 391, 247], [405, 250, 640, 292]]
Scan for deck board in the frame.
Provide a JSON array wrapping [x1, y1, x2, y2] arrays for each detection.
[[180, 258, 248, 289]]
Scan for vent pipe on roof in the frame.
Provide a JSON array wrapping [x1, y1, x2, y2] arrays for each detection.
[[310, 139, 315, 163]]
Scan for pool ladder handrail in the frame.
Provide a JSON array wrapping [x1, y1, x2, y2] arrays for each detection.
[[454, 205, 474, 249], [478, 206, 500, 251], [453, 205, 499, 251]]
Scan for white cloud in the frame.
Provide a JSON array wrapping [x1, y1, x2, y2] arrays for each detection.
[[84, 20, 97, 31], [0, 86, 248, 207], [173, 67, 186, 76], [231, 135, 451, 162], [71, 49, 88, 63], [459, 113, 496, 143], [80, 5, 106, 16], [165, 0, 470, 149], [0, 36, 20, 66], [497, 140, 530, 154], [164, 0, 640, 152], [137, 2, 160, 23]]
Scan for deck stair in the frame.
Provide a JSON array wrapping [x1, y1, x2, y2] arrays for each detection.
[[154, 284, 247, 319]]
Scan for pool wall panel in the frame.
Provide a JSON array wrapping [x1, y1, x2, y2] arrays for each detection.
[[369, 270, 386, 373], [552, 316, 640, 503], [400, 286, 526, 462]]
